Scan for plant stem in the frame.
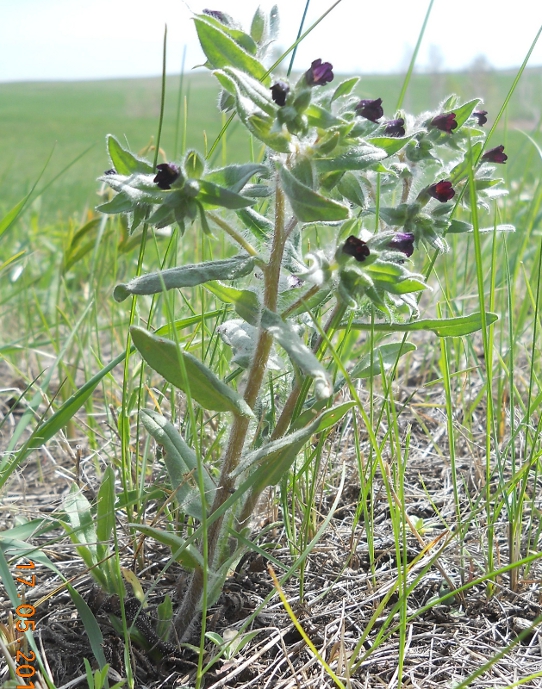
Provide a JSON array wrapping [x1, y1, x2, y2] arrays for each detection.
[[173, 179, 287, 639]]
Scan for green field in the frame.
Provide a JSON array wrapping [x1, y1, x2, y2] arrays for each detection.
[[1, 66, 541, 221]]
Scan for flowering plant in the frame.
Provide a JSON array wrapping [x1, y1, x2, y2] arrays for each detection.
[[98, 6, 507, 642]]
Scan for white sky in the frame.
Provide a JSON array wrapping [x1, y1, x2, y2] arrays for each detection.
[[1, 0, 541, 82]]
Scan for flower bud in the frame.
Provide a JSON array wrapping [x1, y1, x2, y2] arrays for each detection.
[[342, 235, 370, 262], [154, 163, 181, 190], [355, 98, 383, 123], [304, 59, 334, 87], [430, 113, 457, 133], [388, 232, 415, 257], [384, 118, 405, 137], [482, 145, 507, 164], [270, 81, 290, 106], [473, 110, 488, 126], [428, 180, 455, 203]]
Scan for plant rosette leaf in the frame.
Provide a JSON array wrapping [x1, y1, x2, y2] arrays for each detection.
[[114, 255, 256, 302], [131, 326, 255, 417]]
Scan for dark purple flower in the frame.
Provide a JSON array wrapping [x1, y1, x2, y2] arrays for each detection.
[[473, 110, 488, 126], [342, 235, 370, 262], [431, 112, 457, 133], [428, 180, 455, 203], [482, 145, 508, 164], [355, 98, 384, 123], [154, 163, 181, 190], [304, 59, 334, 87], [104, 168, 116, 175], [270, 81, 290, 106], [384, 118, 405, 137], [203, 9, 228, 23], [388, 232, 415, 257]]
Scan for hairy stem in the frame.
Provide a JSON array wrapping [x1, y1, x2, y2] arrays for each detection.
[[173, 179, 287, 640]]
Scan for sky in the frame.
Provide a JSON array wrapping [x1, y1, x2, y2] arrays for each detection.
[[1, 0, 541, 82]]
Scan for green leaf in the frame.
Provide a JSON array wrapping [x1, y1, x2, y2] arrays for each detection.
[[140, 409, 215, 519], [447, 219, 473, 234], [198, 180, 256, 209], [368, 134, 414, 155], [205, 281, 261, 326], [453, 98, 481, 129], [337, 172, 365, 207], [261, 308, 332, 399], [316, 145, 387, 172], [214, 67, 276, 116], [306, 104, 343, 129], [331, 77, 360, 102], [279, 165, 349, 223], [205, 163, 268, 193], [194, 17, 269, 83], [236, 403, 353, 490], [131, 326, 254, 417], [236, 207, 273, 241], [344, 312, 499, 337], [96, 467, 115, 555], [185, 149, 206, 178], [250, 6, 266, 43], [107, 134, 153, 175], [0, 195, 28, 240], [349, 342, 416, 379], [113, 254, 256, 302], [130, 524, 204, 570], [96, 192, 134, 215]]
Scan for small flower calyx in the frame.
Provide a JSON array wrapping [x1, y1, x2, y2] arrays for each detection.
[[154, 163, 181, 190], [304, 59, 334, 87], [427, 180, 455, 203], [355, 98, 383, 123], [482, 145, 508, 164], [430, 112, 457, 133], [342, 235, 371, 262]]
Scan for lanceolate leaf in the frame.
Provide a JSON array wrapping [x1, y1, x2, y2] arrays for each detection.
[[316, 145, 387, 173], [106, 135, 154, 175], [205, 281, 261, 326], [130, 524, 204, 570], [279, 165, 350, 223], [205, 163, 268, 193], [131, 326, 254, 417], [194, 16, 269, 84], [368, 135, 414, 155], [261, 309, 332, 399], [198, 180, 256, 209], [349, 342, 417, 379], [141, 410, 215, 519], [114, 255, 256, 302], [234, 404, 353, 491], [343, 312, 498, 337]]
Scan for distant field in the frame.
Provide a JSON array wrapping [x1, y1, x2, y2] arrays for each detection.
[[1, 66, 541, 222]]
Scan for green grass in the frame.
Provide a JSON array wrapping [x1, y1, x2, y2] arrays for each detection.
[[1, 67, 541, 222]]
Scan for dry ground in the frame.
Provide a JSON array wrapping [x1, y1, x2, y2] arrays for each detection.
[[1, 344, 542, 689]]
